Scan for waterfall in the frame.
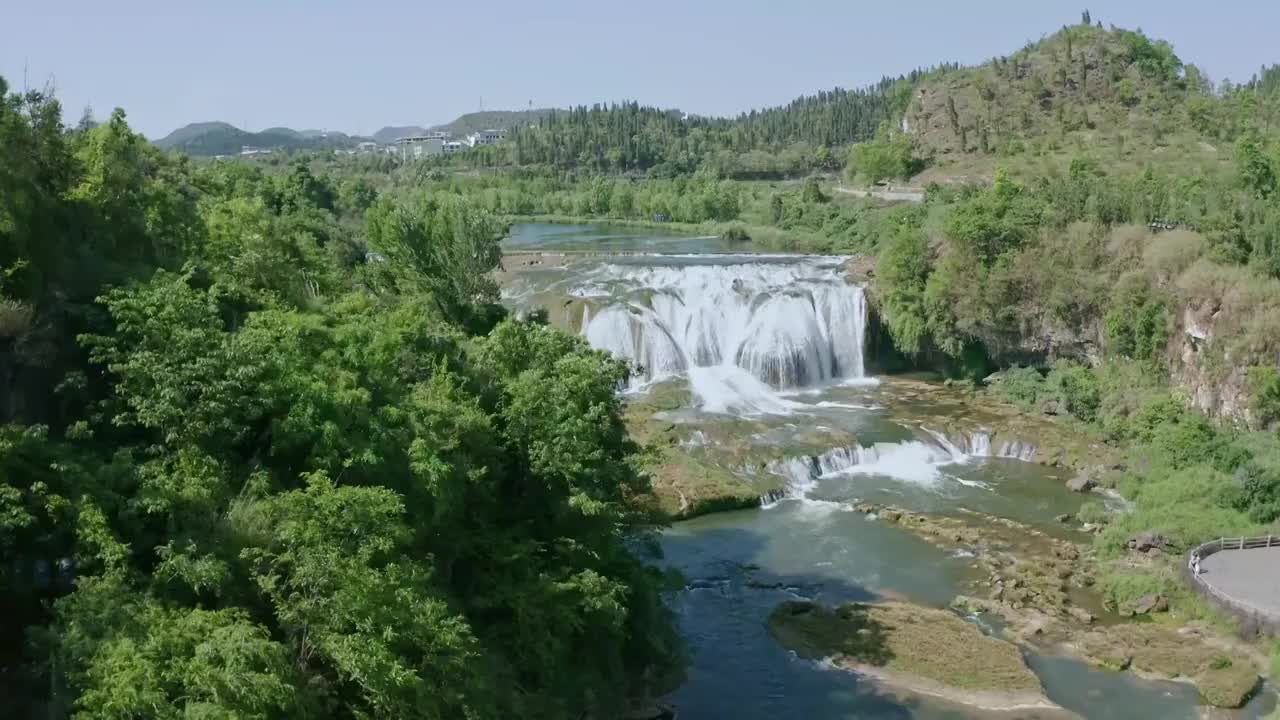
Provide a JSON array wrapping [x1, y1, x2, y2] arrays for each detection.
[[968, 431, 992, 457], [995, 440, 1037, 462], [575, 258, 868, 409], [922, 428, 1038, 462], [762, 440, 961, 505]]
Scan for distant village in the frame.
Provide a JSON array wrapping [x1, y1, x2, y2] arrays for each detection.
[[232, 128, 508, 160]]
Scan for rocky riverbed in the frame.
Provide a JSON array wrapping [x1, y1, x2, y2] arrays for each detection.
[[845, 503, 1265, 709]]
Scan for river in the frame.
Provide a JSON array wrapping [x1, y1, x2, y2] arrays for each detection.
[[501, 222, 1276, 720]]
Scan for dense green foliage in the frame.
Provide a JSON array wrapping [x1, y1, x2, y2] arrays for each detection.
[[1, 78, 682, 717]]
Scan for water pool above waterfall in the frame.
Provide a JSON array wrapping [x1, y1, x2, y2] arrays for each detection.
[[498, 224, 1276, 720]]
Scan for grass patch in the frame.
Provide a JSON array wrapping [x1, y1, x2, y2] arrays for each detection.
[[1078, 623, 1261, 707], [1076, 500, 1108, 525], [768, 600, 1041, 694]]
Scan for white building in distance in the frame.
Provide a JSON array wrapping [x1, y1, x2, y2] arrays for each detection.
[[466, 129, 506, 147], [394, 135, 444, 160]]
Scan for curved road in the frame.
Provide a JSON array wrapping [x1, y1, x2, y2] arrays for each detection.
[[1199, 546, 1280, 617]]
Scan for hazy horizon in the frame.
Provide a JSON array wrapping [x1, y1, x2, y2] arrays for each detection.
[[5, 0, 1279, 139]]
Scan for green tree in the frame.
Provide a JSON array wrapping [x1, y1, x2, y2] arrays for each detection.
[[1235, 131, 1277, 198]]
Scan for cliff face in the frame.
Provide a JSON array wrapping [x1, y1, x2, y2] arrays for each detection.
[[1171, 304, 1254, 425], [860, 268, 1262, 426]]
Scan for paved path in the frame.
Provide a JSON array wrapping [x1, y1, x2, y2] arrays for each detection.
[[1199, 546, 1280, 617]]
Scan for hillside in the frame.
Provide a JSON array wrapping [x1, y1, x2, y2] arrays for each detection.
[[154, 122, 370, 155], [895, 20, 1251, 183], [372, 125, 428, 143], [429, 108, 554, 136]]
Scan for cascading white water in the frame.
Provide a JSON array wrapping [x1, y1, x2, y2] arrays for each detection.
[[763, 440, 964, 506], [922, 428, 1039, 463], [969, 431, 992, 457], [575, 258, 868, 411]]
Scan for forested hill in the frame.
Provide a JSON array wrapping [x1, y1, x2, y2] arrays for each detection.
[[502, 70, 946, 176], [430, 109, 555, 136], [154, 122, 371, 155], [894, 18, 1280, 182], [458, 19, 1279, 180]]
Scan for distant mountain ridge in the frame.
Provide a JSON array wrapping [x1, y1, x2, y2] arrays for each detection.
[[372, 125, 428, 144], [158, 109, 559, 156], [153, 122, 370, 156]]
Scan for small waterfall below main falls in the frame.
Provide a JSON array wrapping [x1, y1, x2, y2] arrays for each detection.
[[923, 428, 1038, 463], [760, 430, 1044, 506], [761, 440, 964, 505], [577, 259, 867, 411]]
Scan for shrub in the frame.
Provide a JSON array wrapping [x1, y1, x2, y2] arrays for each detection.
[[1246, 366, 1280, 427], [721, 225, 751, 243], [1149, 413, 1232, 472], [1099, 465, 1259, 554], [1104, 272, 1167, 366], [1221, 433, 1280, 524], [1047, 360, 1101, 422], [1097, 566, 1179, 611], [801, 178, 828, 204], [1142, 230, 1205, 281], [1076, 500, 1109, 525], [998, 365, 1045, 408]]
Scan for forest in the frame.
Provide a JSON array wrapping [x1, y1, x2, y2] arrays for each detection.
[[0, 77, 683, 718]]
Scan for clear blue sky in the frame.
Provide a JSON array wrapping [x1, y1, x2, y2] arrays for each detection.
[[3, 0, 1277, 139]]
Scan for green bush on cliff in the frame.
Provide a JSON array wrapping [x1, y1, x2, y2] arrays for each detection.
[[1046, 361, 1101, 422], [1247, 366, 1280, 427], [997, 365, 1045, 409]]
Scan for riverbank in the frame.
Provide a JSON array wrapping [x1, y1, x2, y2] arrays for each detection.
[[846, 502, 1268, 709]]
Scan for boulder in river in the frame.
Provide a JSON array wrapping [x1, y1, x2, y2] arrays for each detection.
[[1065, 473, 1096, 493], [1127, 532, 1170, 553], [1067, 606, 1096, 624]]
